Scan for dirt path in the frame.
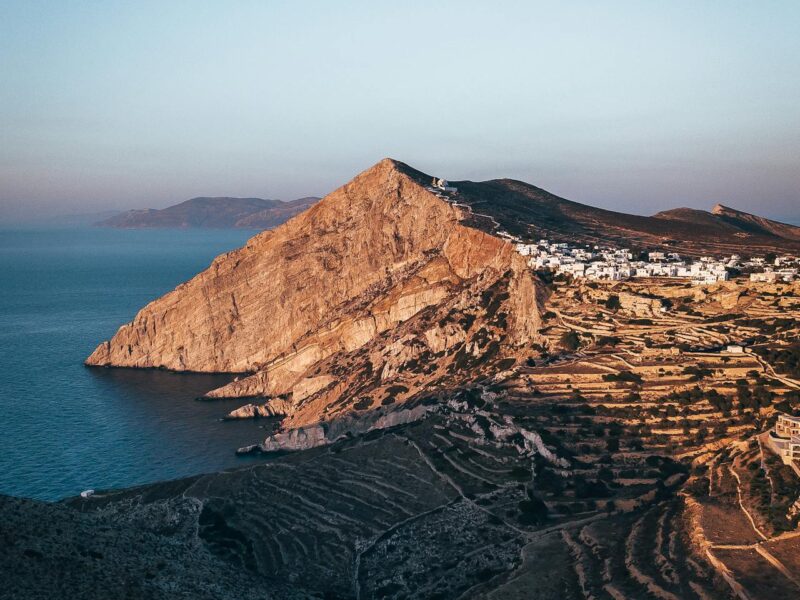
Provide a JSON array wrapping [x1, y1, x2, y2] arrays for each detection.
[[728, 463, 768, 541], [748, 350, 800, 390]]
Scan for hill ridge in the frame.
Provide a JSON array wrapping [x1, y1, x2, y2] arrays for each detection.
[[96, 195, 319, 229]]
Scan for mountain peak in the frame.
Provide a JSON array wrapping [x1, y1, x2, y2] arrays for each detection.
[[357, 157, 433, 184], [87, 155, 537, 429]]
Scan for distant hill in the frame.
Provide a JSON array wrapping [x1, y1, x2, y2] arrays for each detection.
[[448, 178, 800, 256], [234, 197, 319, 229], [708, 203, 800, 241], [96, 196, 319, 229], [654, 204, 800, 243]]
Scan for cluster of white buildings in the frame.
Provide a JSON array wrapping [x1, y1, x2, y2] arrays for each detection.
[[767, 413, 800, 465], [424, 178, 798, 286], [429, 178, 458, 193], [746, 255, 799, 283], [512, 239, 799, 285], [514, 240, 732, 285]]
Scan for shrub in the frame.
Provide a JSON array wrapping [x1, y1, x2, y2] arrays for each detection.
[[354, 397, 373, 410], [518, 496, 549, 525], [603, 371, 643, 384], [597, 336, 621, 347], [604, 295, 621, 311], [561, 331, 581, 352]]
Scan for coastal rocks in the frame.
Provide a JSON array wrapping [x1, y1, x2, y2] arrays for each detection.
[[238, 385, 570, 473], [225, 398, 292, 419], [238, 403, 433, 454], [205, 371, 270, 399], [241, 423, 327, 453]]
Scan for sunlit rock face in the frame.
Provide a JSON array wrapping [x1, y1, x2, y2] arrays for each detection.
[[87, 158, 544, 427]]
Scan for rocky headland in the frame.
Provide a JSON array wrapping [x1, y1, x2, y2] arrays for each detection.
[[87, 159, 544, 432], [6, 158, 800, 599]]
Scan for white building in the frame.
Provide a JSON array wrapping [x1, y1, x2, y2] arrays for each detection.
[[751, 271, 779, 283], [768, 414, 800, 464], [432, 177, 457, 192]]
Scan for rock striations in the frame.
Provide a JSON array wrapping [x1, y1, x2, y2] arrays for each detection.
[[86, 158, 545, 431]]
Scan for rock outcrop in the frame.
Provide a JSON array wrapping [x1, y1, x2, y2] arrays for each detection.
[[87, 158, 545, 429], [617, 291, 667, 317]]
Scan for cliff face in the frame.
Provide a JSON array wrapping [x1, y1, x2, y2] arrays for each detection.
[[711, 203, 800, 242], [87, 159, 544, 426]]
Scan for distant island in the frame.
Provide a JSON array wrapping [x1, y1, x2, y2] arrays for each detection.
[[95, 196, 319, 229]]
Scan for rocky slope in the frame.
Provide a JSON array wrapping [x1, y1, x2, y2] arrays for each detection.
[[19, 163, 800, 597], [86, 158, 800, 436], [451, 179, 800, 256], [0, 384, 737, 600], [655, 203, 800, 243], [710, 202, 800, 241], [96, 196, 318, 229], [87, 159, 544, 429]]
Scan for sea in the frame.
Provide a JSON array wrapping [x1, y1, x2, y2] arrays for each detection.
[[0, 227, 275, 501]]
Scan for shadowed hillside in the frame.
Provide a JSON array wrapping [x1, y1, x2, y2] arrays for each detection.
[[452, 178, 800, 256]]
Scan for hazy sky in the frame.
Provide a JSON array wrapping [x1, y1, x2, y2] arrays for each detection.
[[1, 1, 799, 222]]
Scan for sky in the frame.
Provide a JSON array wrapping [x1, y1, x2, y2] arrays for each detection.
[[1, 1, 799, 223]]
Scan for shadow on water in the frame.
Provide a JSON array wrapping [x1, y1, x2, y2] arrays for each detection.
[[0, 227, 275, 501], [84, 366, 281, 467], [86, 366, 238, 405]]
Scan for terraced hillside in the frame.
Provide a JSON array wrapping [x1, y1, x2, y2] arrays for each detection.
[[14, 159, 800, 598], [0, 392, 723, 600], [7, 277, 800, 598]]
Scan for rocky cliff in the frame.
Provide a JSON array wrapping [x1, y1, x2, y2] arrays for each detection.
[[87, 159, 544, 428]]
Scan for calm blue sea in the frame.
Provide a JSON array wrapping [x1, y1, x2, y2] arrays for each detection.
[[0, 227, 274, 501]]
